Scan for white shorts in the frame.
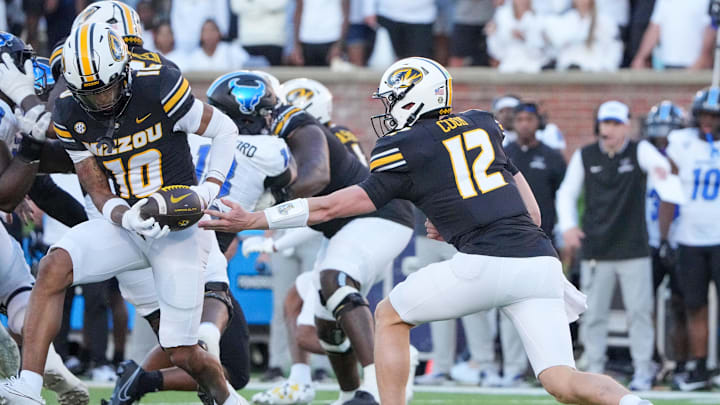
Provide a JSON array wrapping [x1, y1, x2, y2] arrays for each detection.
[[313, 217, 413, 320], [0, 224, 34, 308], [52, 218, 213, 348], [116, 232, 229, 317], [389, 253, 575, 376], [295, 272, 317, 327]]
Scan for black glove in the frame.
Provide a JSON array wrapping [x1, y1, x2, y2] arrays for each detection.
[[658, 239, 676, 269]]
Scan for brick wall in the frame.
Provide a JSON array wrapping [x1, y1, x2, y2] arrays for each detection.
[[187, 68, 711, 159]]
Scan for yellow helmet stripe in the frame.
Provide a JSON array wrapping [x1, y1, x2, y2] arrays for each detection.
[[117, 2, 137, 36], [49, 47, 62, 66], [77, 24, 95, 81], [447, 78, 453, 107]]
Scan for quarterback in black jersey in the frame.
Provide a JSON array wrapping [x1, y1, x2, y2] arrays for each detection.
[[0, 23, 248, 405], [201, 58, 656, 405]]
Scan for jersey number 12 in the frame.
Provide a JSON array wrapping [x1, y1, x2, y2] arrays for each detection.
[[442, 129, 507, 199]]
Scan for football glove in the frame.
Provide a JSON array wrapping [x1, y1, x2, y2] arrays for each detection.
[[15, 106, 50, 142], [0, 53, 36, 106], [121, 199, 170, 239], [241, 236, 275, 257], [190, 182, 221, 210]]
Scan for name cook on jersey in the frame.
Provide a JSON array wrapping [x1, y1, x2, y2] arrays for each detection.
[[73, 122, 163, 156]]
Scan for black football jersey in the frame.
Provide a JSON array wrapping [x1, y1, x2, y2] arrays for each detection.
[[129, 46, 179, 71], [272, 106, 413, 237], [359, 110, 556, 258], [329, 124, 368, 167], [53, 65, 197, 205]]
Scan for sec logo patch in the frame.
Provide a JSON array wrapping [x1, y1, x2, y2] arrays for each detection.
[[74, 121, 87, 134]]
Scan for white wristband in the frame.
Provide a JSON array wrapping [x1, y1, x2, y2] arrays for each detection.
[[264, 198, 309, 229], [102, 197, 130, 224]]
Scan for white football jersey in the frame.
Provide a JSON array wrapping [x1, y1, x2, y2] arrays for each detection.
[[189, 134, 291, 211], [0, 99, 18, 153], [645, 175, 677, 248], [666, 128, 720, 246]]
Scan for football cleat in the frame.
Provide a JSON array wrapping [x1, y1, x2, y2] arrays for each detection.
[[108, 360, 143, 405], [0, 376, 45, 404], [251, 380, 315, 404], [342, 390, 378, 405], [43, 366, 89, 405]]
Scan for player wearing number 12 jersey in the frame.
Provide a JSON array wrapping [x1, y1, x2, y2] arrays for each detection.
[[0, 23, 248, 405], [200, 57, 654, 405]]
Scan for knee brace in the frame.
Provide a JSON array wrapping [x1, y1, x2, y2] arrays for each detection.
[[322, 285, 368, 321], [204, 282, 234, 322], [198, 322, 221, 358], [317, 323, 351, 355]]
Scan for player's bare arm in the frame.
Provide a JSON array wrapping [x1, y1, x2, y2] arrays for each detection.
[[286, 125, 331, 197], [0, 140, 38, 211], [75, 157, 128, 223], [514, 171, 542, 227], [200, 185, 375, 233]]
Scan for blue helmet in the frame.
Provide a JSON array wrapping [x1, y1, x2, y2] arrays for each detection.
[[33, 56, 55, 99], [0, 32, 33, 73], [645, 100, 685, 138], [692, 87, 720, 120], [206, 71, 279, 135]]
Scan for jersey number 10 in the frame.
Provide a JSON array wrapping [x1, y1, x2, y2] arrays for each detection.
[[442, 128, 507, 199]]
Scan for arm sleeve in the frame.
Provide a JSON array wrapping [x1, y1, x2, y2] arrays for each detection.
[[29, 175, 88, 227], [555, 149, 584, 232], [637, 139, 670, 174], [186, 103, 238, 183]]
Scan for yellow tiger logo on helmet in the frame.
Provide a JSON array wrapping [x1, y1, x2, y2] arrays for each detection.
[[108, 31, 125, 62], [285, 88, 315, 105], [387, 67, 424, 89]]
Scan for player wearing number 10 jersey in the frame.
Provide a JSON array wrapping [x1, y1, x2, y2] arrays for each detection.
[[200, 57, 654, 405], [0, 23, 247, 405]]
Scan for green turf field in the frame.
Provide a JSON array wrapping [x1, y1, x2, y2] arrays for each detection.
[[40, 387, 720, 405]]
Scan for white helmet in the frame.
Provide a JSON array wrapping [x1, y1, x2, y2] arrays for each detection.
[[72, 1, 143, 46], [371, 57, 452, 136], [281, 78, 332, 124], [63, 22, 131, 116]]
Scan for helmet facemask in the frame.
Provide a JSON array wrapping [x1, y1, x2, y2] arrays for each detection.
[[69, 62, 131, 119], [370, 83, 421, 137]]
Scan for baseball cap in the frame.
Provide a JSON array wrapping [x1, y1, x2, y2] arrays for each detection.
[[493, 95, 520, 112], [597, 100, 630, 124]]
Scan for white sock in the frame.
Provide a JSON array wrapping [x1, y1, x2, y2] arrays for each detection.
[[288, 363, 312, 385], [338, 390, 356, 402], [619, 394, 648, 405], [360, 364, 379, 399], [222, 388, 240, 405], [20, 370, 43, 397]]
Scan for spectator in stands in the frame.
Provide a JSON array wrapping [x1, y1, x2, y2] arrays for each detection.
[[448, 0, 495, 67], [486, 0, 547, 73], [492, 94, 520, 141], [346, 0, 375, 66], [170, 0, 230, 53], [623, 0, 655, 66], [556, 100, 670, 391], [136, 0, 157, 49], [372, 0, 436, 59], [230, 0, 288, 65], [289, 0, 347, 66], [152, 21, 187, 69], [630, 0, 711, 70], [184, 19, 248, 71], [505, 102, 566, 241], [544, 0, 623, 71], [433, 0, 454, 65], [691, 23, 716, 70]]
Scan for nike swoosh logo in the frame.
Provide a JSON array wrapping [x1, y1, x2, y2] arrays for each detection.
[[170, 193, 192, 203], [116, 367, 141, 402], [135, 113, 151, 124]]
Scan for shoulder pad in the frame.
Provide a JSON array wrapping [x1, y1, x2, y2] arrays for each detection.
[[271, 105, 317, 138], [368, 132, 411, 173], [136, 65, 193, 119]]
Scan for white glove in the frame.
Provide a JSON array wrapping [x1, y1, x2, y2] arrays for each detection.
[[121, 199, 170, 239], [191, 182, 221, 209], [15, 106, 50, 142], [241, 236, 275, 257], [0, 53, 36, 106]]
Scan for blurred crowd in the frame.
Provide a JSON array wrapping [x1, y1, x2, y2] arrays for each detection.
[[0, 0, 717, 72]]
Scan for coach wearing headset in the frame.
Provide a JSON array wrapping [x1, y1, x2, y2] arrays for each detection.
[[556, 100, 671, 391]]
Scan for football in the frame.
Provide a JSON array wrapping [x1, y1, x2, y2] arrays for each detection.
[[140, 185, 204, 231]]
